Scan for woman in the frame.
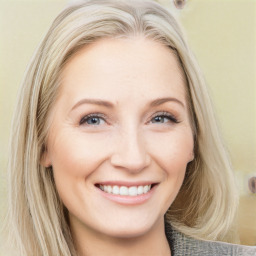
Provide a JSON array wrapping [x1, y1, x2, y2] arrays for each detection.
[[5, 0, 256, 255]]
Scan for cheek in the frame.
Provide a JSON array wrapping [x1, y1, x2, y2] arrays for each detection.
[[145, 130, 193, 214], [48, 130, 112, 213], [147, 129, 194, 173], [50, 130, 109, 173], [48, 130, 112, 200]]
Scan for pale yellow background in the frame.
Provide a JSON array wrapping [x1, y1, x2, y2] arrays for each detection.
[[0, 0, 255, 247]]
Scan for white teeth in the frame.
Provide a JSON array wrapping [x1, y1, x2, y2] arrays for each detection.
[[128, 186, 137, 196], [107, 185, 112, 193], [137, 185, 144, 195], [144, 185, 151, 193], [119, 186, 129, 196], [112, 185, 119, 195], [98, 184, 153, 196]]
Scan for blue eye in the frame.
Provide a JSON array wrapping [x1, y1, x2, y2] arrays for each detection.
[[80, 114, 105, 126], [151, 113, 179, 124]]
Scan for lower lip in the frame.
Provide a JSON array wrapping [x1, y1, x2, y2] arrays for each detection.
[[96, 185, 157, 205]]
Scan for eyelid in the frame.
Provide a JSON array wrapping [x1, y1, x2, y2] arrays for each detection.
[[149, 111, 180, 123], [78, 111, 180, 126], [79, 113, 108, 125]]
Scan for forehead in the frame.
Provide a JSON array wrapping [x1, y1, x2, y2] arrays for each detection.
[[59, 37, 187, 106]]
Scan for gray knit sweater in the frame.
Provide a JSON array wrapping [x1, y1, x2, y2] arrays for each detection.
[[165, 223, 256, 256]]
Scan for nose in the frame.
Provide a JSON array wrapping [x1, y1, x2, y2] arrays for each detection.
[[110, 127, 151, 173]]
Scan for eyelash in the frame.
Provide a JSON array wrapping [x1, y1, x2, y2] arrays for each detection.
[[79, 111, 180, 126], [79, 113, 107, 126], [150, 111, 180, 124]]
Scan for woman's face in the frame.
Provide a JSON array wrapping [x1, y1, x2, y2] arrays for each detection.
[[43, 37, 194, 238]]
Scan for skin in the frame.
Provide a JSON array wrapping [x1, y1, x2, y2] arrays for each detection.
[[42, 37, 194, 256]]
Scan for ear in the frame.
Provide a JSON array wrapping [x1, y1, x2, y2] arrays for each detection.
[[40, 146, 52, 167], [189, 150, 195, 163]]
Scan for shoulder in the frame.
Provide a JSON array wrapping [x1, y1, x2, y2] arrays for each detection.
[[165, 223, 256, 256]]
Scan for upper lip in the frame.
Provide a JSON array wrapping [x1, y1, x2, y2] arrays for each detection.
[[95, 181, 158, 187]]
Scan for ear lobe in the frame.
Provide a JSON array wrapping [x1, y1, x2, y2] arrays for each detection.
[[189, 150, 195, 162]]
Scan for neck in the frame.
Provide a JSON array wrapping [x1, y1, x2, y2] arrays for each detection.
[[71, 218, 171, 256]]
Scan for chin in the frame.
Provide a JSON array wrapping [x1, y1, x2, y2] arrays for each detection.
[[104, 226, 152, 239], [97, 214, 161, 239]]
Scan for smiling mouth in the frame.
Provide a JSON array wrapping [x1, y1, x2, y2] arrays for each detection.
[[95, 184, 156, 197]]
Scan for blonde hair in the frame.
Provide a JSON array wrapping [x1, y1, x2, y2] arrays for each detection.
[[5, 0, 238, 255]]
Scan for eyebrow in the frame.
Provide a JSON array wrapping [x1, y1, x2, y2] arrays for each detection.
[[71, 99, 114, 110], [71, 97, 185, 111], [149, 97, 185, 108]]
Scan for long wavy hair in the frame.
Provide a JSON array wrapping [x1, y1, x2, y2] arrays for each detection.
[[5, 0, 238, 255]]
